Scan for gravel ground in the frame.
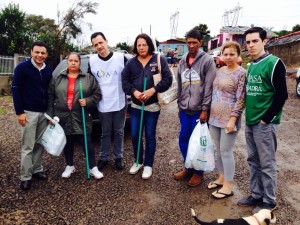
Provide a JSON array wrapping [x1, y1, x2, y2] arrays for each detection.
[[0, 74, 299, 225]]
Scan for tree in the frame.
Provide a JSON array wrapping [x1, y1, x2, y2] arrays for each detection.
[[115, 42, 131, 53], [52, 0, 98, 66], [292, 24, 300, 32], [24, 15, 56, 43], [56, 0, 98, 47], [186, 24, 211, 52], [0, 1, 98, 67], [192, 24, 211, 37], [22, 15, 58, 64], [0, 3, 28, 55], [274, 30, 290, 37]]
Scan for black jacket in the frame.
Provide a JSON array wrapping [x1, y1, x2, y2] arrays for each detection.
[[122, 54, 172, 106], [47, 70, 100, 135]]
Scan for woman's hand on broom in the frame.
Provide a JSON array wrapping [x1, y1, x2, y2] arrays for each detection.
[[79, 98, 86, 107]]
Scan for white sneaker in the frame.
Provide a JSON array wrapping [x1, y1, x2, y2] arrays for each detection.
[[90, 166, 104, 179], [142, 166, 152, 179], [129, 163, 143, 174], [62, 165, 76, 178]]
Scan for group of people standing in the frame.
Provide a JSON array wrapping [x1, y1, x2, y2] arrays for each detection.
[[12, 26, 287, 215], [12, 31, 173, 190], [173, 27, 288, 214], [164, 47, 179, 67]]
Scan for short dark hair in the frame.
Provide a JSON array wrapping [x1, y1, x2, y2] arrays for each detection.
[[186, 29, 202, 41], [90, 32, 107, 42], [132, 33, 155, 55], [244, 27, 267, 41], [66, 52, 81, 62], [31, 41, 48, 51]]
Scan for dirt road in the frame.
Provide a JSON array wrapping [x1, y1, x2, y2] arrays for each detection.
[[0, 73, 299, 224]]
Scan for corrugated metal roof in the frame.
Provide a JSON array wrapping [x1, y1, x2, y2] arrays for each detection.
[[267, 32, 300, 47]]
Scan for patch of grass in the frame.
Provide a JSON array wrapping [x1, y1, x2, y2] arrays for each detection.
[[0, 95, 12, 115], [0, 107, 7, 115], [0, 95, 12, 100]]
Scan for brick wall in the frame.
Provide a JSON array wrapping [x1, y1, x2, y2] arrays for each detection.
[[267, 41, 300, 68]]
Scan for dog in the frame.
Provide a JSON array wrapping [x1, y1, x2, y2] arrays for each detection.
[[190, 208, 276, 225]]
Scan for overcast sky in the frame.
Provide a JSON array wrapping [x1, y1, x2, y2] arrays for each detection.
[[2, 0, 300, 47]]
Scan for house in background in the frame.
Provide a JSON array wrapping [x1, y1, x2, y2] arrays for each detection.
[[158, 39, 188, 58], [208, 26, 278, 52]]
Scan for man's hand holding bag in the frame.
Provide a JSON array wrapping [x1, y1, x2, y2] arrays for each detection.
[[39, 113, 66, 156], [185, 121, 215, 171]]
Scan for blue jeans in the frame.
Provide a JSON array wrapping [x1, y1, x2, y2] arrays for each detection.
[[179, 111, 204, 175], [130, 107, 160, 167]]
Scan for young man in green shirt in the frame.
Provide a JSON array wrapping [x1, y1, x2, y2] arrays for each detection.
[[238, 27, 288, 213]]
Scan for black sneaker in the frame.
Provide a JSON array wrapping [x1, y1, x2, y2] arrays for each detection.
[[20, 180, 32, 191], [97, 160, 108, 171], [252, 202, 277, 214], [238, 196, 263, 206], [115, 158, 125, 170]]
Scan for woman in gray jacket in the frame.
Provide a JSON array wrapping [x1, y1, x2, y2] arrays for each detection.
[[47, 52, 103, 179]]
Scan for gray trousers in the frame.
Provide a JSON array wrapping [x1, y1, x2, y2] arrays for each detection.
[[20, 111, 47, 181], [209, 125, 238, 181], [99, 105, 127, 161], [245, 123, 278, 204]]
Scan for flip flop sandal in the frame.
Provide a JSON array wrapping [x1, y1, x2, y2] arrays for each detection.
[[207, 181, 223, 189], [212, 190, 234, 199]]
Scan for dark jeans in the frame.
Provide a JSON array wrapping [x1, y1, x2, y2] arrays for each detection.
[[130, 107, 160, 167], [179, 111, 203, 175], [99, 105, 127, 161], [64, 134, 96, 169]]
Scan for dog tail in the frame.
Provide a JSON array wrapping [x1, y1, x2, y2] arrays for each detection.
[[190, 208, 211, 225]]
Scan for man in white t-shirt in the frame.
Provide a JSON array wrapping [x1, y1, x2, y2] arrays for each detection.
[[88, 32, 128, 172]]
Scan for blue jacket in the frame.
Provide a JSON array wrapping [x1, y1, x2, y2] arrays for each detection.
[[122, 54, 172, 106], [12, 58, 53, 115]]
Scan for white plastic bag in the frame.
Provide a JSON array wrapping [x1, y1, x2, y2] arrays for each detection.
[[40, 113, 66, 156], [185, 122, 215, 171]]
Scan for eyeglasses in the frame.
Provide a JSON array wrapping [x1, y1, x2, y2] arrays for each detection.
[[137, 44, 148, 48]]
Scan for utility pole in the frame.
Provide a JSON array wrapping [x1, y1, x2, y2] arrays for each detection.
[[170, 10, 179, 38], [222, 3, 242, 26]]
